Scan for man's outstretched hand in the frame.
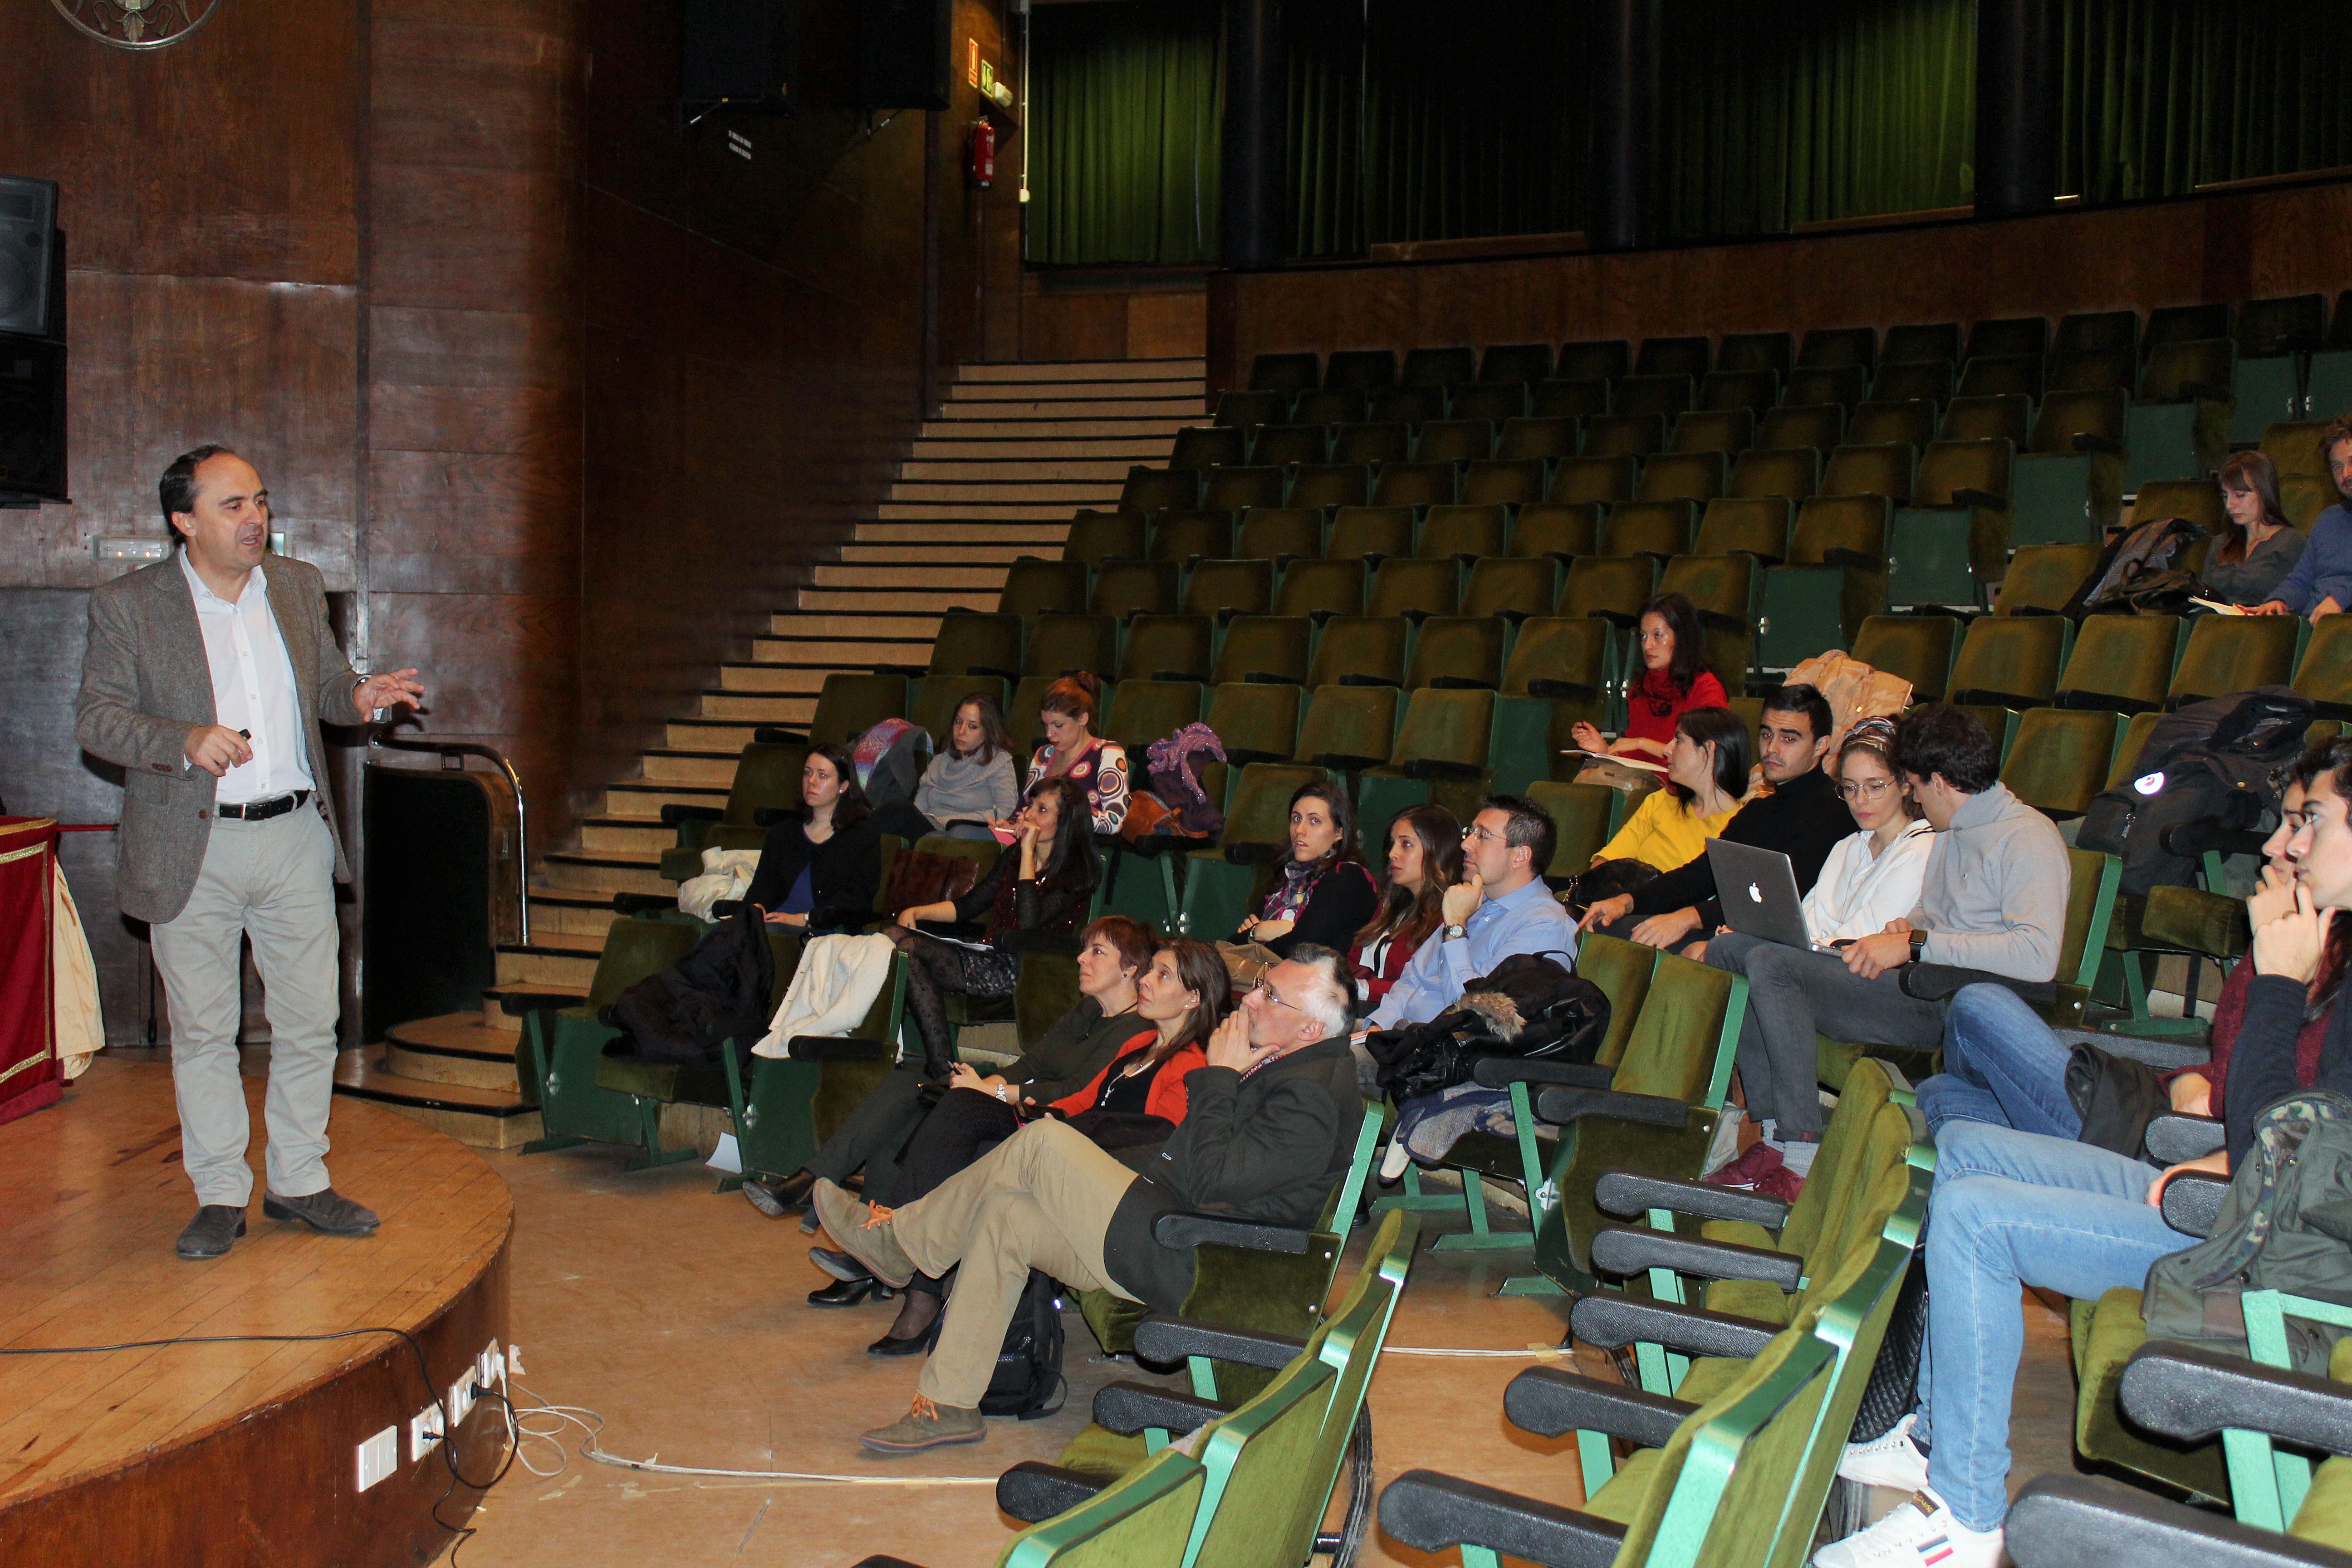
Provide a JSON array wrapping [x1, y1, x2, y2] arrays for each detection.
[[354, 668, 425, 720]]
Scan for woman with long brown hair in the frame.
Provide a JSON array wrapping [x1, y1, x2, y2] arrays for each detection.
[[2204, 449, 2304, 608], [1350, 805, 1463, 1008]]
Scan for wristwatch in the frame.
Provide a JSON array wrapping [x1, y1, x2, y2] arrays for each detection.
[[1442, 923, 1468, 942], [1907, 930, 1930, 961]]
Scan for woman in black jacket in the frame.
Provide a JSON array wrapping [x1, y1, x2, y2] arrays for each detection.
[[1220, 781, 1379, 984], [887, 775, 1102, 1076], [743, 744, 882, 933]]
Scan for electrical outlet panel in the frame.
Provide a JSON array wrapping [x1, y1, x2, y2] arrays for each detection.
[[357, 1426, 398, 1491], [448, 1373, 475, 1430], [475, 1341, 505, 1392], [410, 1402, 444, 1461]]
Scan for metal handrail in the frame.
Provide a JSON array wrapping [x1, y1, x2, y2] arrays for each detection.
[[369, 735, 531, 945]]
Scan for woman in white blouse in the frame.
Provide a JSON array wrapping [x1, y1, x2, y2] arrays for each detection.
[[1802, 717, 1934, 944]]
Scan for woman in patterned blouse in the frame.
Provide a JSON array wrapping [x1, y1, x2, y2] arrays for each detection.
[[1024, 671, 1130, 833]]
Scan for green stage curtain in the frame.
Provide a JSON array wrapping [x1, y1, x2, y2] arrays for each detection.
[[1030, 0, 1223, 266], [2058, 0, 2352, 203], [1656, 0, 1976, 240]]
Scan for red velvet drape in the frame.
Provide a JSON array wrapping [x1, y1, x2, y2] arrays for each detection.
[[0, 818, 60, 1126]]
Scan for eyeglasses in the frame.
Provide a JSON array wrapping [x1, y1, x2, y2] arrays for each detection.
[[1249, 978, 1307, 1015], [1838, 777, 1896, 803]]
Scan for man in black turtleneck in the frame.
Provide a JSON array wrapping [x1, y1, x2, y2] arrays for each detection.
[[1579, 683, 1848, 955]]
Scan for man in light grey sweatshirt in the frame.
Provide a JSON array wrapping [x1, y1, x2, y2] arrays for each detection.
[[1705, 705, 2069, 1168]]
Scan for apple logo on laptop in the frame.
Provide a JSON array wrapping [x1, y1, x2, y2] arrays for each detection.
[[1748, 883, 1762, 903]]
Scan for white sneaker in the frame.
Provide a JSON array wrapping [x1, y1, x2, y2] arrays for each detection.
[[1837, 1412, 1931, 1490], [1812, 1490, 2002, 1568]]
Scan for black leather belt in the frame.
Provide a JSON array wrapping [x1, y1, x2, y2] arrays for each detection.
[[217, 791, 310, 821]]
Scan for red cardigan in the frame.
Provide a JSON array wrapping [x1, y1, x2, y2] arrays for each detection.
[[1051, 1030, 1205, 1124], [1350, 927, 1427, 1004]]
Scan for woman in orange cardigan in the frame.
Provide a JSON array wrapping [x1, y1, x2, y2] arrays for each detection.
[[852, 936, 1231, 1357]]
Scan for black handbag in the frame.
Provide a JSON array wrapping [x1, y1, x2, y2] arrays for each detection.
[[2063, 1043, 2170, 1158]]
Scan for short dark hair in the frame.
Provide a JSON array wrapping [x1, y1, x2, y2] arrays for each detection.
[[1480, 794, 1558, 878], [1763, 682, 1834, 744], [1891, 703, 2000, 795], [159, 444, 238, 545], [1672, 706, 1752, 803]]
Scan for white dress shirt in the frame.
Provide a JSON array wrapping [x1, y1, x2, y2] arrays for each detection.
[[179, 551, 314, 804]]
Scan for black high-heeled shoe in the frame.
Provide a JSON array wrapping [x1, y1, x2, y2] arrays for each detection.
[[807, 1274, 898, 1308], [866, 1298, 944, 1356]]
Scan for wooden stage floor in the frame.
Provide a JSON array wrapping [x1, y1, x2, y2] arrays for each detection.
[[0, 1057, 513, 1566]]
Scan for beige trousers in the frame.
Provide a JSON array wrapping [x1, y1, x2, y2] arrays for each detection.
[[890, 1117, 1143, 1409], [148, 804, 341, 1207]]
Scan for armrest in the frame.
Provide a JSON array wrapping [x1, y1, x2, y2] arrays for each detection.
[[1224, 748, 1290, 766], [752, 725, 807, 745], [1426, 676, 1501, 692], [1533, 1085, 1693, 1129], [1223, 840, 1286, 865], [1131, 1315, 1308, 1371], [1404, 757, 1492, 780], [1593, 1167, 1792, 1229], [1822, 546, 1890, 573], [2158, 821, 2269, 859], [1952, 486, 2009, 511], [1090, 1380, 1228, 1438], [2182, 380, 2235, 404], [2143, 1112, 2224, 1165], [785, 1035, 894, 1062], [1474, 1057, 1615, 1091], [2119, 1340, 2352, 1454], [1240, 672, 1304, 687], [1525, 677, 1601, 703], [1568, 1292, 1776, 1360], [1378, 1470, 1627, 1568], [1334, 675, 1402, 690], [1309, 751, 1388, 771], [1502, 1363, 1692, 1446], [1587, 1223, 1804, 1290], [2159, 1170, 2230, 1237], [2008, 1473, 2349, 1568], [995, 1463, 1110, 1527], [2071, 431, 2125, 455], [659, 803, 725, 827], [1151, 1212, 1316, 1254], [709, 899, 744, 920], [612, 891, 681, 915]]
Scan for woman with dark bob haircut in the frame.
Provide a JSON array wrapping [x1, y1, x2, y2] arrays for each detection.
[[1588, 706, 1749, 873]]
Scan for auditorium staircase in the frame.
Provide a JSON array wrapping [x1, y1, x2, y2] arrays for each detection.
[[337, 357, 1205, 1145]]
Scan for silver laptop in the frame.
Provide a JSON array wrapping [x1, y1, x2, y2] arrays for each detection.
[[1708, 839, 1822, 951]]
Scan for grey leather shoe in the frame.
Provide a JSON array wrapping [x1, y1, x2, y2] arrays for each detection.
[[263, 1188, 381, 1236], [176, 1205, 247, 1259]]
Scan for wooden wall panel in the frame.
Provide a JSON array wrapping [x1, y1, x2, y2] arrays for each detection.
[[1212, 181, 2352, 391]]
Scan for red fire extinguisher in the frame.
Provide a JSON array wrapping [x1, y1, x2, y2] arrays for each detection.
[[969, 119, 995, 188]]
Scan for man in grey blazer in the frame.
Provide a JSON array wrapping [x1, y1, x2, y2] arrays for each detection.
[[76, 446, 425, 1259]]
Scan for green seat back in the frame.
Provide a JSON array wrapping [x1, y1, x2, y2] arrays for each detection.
[[1480, 343, 1554, 384], [1414, 420, 1494, 466], [1236, 506, 1323, 563], [1169, 426, 1246, 473], [1759, 404, 1845, 458], [1696, 497, 1792, 560], [1401, 344, 1475, 388], [1558, 338, 1630, 382], [1223, 763, 1329, 847], [1452, 382, 1530, 423], [1388, 688, 1494, 770], [1660, 553, 1754, 625], [1590, 415, 1666, 460], [808, 672, 907, 747], [2142, 338, 2234, 403], [588, 917, 704, 1009], [1639, 452, 1725, 506], [1369, 387, 1441, 426], [1569, 930, 1655, 1068], [1305, 616, 1407, 690], [1249, 424, 1327, 468], [1500, 415, 1583, 461], [1994, 543, 2101, 614], [1463, 556, 1558, 618], [1607, 500, 1697, 559], [1562, 555, 1659, 623], [1511, 501, 1601, 559], [1000, 558, 1090, 620], [1103, 680, 1204, 754], [2058, 848, 2121, 989], [1200, 467, 1287, 514], [1026, 613, 1119, 680], [1367, 559, 1460, 619], [1419, 504, 1509, 561], [1272, 559, 1365, 620], [928, 611, 1024, 679], [2264, 420, 2334, 479], [1672, 408, 1755, 458], [1292, 388, 1365, 426], [1552, 453, 1641, 504], [1726, 448, 1818, 503], [1850, 615, 1958, 701], [1504, 617, 1609, 700], [1849, 400, 1936, 451], [2104, 710, 2164, 791], [2031, 388, 2128, 454], [1798, 326, 1876, 372], [2128, 476, 2226, 532], [1787, 494, 1887, 563], [2000, 708, 2122, 820], [1219, 387, 1293, 425], [1286, 463, 1371, 512], [1325, 505, 1415, 562], [1274, 1213, 1416, 1562], [1612, 951, 1737, 1104], [1151, 511, 1236, 564], [1462, 457, 1548, 505], [2297, 615, 2352, 713], [1119, 617, 1214, 685], [1002, 1446, 1206, 1568], [1205, 681, 1304, 766], [1063, 512, 1148, 569], [1247, 353, 1317, 395], [1403, 617, 1504, 691], [1181, 560, 1273, 621], [1822, 442, 1916, 504], [1786, 365, 1867, 409], [1093, 560, 1180, 620], [1916, 437, 2014, 506], [1871, 361, 1952, 408], [1211, 617, 1311, 688], [2170, 614, 2300, 706], [2283, 473, 2337, 530], [1718, 332, 1792, 376], [1886, 321, 1962, 363], [1295, 686, 1400, 771], [1183, 1358, 1344, 1568], [1956, 353, 2043, 402], [1700, 372, 1776, 419], [723, 740, 807, 826], [2057, 616, 2181, 712], [1617, 372, 1695, 419], [1943, 392, 2033, 446], [1121, 466, 1199, 514], [1770, 1059, 1901, 1270]]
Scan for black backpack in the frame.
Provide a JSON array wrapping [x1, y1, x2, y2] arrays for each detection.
[[2077, 686, 2314, 896], [979, 1270, 1067, 1420], [2059, 514, 2207, 618]]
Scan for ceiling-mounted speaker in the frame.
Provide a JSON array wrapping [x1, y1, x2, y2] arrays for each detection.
[[0, 338, 68, 504], [0, 177, 60, 340], [860, 0, 952, 111], [683, 0, 799, 108]]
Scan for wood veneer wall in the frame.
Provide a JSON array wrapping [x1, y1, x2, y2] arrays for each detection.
[[1208, 181, 2352, 391]]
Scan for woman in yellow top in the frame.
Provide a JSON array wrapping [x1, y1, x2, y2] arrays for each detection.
[[1592, 706, 1747, 872]]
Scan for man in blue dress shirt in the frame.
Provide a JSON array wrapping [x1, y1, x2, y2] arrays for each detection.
[[2255, 414, 2352, 624], [1368, 794, 1576, 1030]]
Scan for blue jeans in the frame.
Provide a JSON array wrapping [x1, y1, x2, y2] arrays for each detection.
[[1916, 983, 2082, 1142], [1914, 1121, 2190, 1531]]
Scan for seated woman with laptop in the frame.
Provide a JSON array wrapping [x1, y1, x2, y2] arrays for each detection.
[[1801, 718, 1934, 944]]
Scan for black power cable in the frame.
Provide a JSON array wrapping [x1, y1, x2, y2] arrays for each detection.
[[1, 1327, 521, 1560]]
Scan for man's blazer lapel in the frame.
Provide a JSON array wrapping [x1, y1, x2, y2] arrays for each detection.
[[147, 557, 216, 725], [263, 561, 321, 732]]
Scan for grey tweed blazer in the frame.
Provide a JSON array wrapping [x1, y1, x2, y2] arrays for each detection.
[[75, 554, 361, 924]]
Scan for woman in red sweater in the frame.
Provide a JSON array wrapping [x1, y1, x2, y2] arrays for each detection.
[[1570, 592, 1727, 763]]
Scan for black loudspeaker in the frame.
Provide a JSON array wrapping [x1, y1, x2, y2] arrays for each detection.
[[683, 0, 798, 107], [860, 0, 952, 110], [0, 177, 59, 339], [0, 337, 68, 504]]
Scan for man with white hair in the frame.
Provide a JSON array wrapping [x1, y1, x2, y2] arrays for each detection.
[[810, 946, 1366, 1453]]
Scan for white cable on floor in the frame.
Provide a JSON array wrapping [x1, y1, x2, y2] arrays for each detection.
[[505, 1382, 998, 1486], [1382, 1345, 1568, 1357]]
